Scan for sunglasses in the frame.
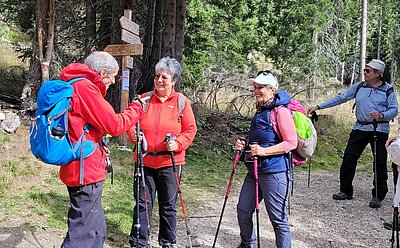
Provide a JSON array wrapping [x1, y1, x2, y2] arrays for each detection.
[[257, 70, 272, 76], [363, 68, 377, 74]]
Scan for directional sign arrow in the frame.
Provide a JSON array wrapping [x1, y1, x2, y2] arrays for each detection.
[[104, 43, 143, 56], [119, 16, 139, 36]]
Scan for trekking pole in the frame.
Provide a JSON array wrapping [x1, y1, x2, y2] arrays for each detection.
[[212, 137, 246, 248], [392, 207, 399, 248], [252, 142, 261, 248], [373, 119, 378, 210], [307, 157, 311, 188], [308, 112, 319, 188], [133, 121, 152, 248], [165, 134, 193, 248], [288, 152, 293, 215]]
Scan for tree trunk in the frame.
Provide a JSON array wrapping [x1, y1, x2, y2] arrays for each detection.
[[111, 0, 124, 44], [162, 0, 176, 57], [390, 11, 397, 85], [85, 0, 97, 56], [175, 0, 185, 62], [377, 0, 383, 59], [138, 0, 157, 93], [140, 0, 163, 93], [27, 0, 56, 96], [97, 0, 112, 49], [174, 0, 185, 91], [359, 0, 368, 82], [308, 30, 318, 99]]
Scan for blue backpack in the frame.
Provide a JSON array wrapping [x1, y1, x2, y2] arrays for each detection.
[[30, 78, 98, 184]]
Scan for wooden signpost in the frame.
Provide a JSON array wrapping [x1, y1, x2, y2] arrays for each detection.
[[104, 9, 143, 147]]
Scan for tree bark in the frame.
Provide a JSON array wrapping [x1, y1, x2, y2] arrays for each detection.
[[27, 0, 55, 96], [162, 0, 176, 57], [111, 0, 123, 44], [175, 0, 185, 62], [85, 0, 97, 56], [140, 0, 163, 93], [174, 0, 186, 91], [97, 0, 112, 49]]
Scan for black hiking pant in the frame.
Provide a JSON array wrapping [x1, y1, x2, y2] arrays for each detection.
[[340, 129, 388, 200], [61, 181, 106, 248], [129, 165, 180, 247]]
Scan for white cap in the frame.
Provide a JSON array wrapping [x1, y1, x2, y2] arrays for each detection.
[[246, 72, 279, 88], [366, 59, 385, 72]]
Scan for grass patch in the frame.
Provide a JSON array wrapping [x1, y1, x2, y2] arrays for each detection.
[[2, 160, 18, 176], [0, 134, 11, 150]]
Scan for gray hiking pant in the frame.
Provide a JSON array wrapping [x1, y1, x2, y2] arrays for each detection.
[[237, 171, 291, 248], [61, 181, 106, 248]]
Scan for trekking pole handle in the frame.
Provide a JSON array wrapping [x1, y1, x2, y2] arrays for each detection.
[[373, 119, 378, 130], [165, 134, 178, 172], [164, 133, 177, 143], [236, 136, 247, 153], [250, 141, 259, 157]]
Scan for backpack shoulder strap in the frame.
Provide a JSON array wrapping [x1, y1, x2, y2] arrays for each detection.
[[177, 92, 187, 122], [354, 81, 366, 97], [68, 77, 86, 85], [142, 91, 154, 113], [270, 106, 285, 140], [352, 81, 366, 111], [386, 84, 394, 98]]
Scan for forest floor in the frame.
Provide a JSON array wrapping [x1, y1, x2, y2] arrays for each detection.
[[0, 125, 397, 248]]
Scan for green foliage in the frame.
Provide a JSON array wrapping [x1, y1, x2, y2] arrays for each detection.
[[185, 0, 260, 82], [0, 0, 35, 33]]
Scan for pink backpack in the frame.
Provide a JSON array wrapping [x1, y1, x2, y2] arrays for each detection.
[[270, 99, 317, 166]]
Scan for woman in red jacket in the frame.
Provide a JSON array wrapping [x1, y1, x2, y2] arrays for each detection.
[[128, 57, 197, 248]]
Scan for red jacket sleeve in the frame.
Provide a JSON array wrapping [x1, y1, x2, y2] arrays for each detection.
[[73, 80, 143, 136]]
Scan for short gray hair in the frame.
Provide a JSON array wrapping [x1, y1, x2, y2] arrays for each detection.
[[155, 57, 182, 80], [84, 51, 119, 75]]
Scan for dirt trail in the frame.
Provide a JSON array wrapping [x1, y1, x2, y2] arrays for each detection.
[[187, 170, 395, 248], [0, 125, 396, 247], [0, 169, 395, 248]]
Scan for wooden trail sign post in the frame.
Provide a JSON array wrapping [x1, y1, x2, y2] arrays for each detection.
[[103, 9, 143, 147]]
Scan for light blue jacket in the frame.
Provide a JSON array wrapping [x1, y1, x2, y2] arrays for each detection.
[[319, 81, 398, 133]]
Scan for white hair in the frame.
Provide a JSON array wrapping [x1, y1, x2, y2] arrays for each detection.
[[155, 57, 182, 80], [84, 51, 119, 75]]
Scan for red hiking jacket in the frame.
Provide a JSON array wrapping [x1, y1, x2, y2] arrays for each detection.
[[127, 89, 197, 168], [59, 63, 143, 186]]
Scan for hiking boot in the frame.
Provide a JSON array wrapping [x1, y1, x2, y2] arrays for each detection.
[[129, 241, 148, 248], [369, 197, 382, 208], [161, 243, 177, 248], [237, 243, 252, 248], [332, 192, 353, 200]]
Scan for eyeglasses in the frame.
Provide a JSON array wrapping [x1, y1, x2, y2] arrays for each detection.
[[154, 74, 172, 81]]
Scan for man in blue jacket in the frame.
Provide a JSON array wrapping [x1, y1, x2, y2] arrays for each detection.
[[307, 59, 398, 208]]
